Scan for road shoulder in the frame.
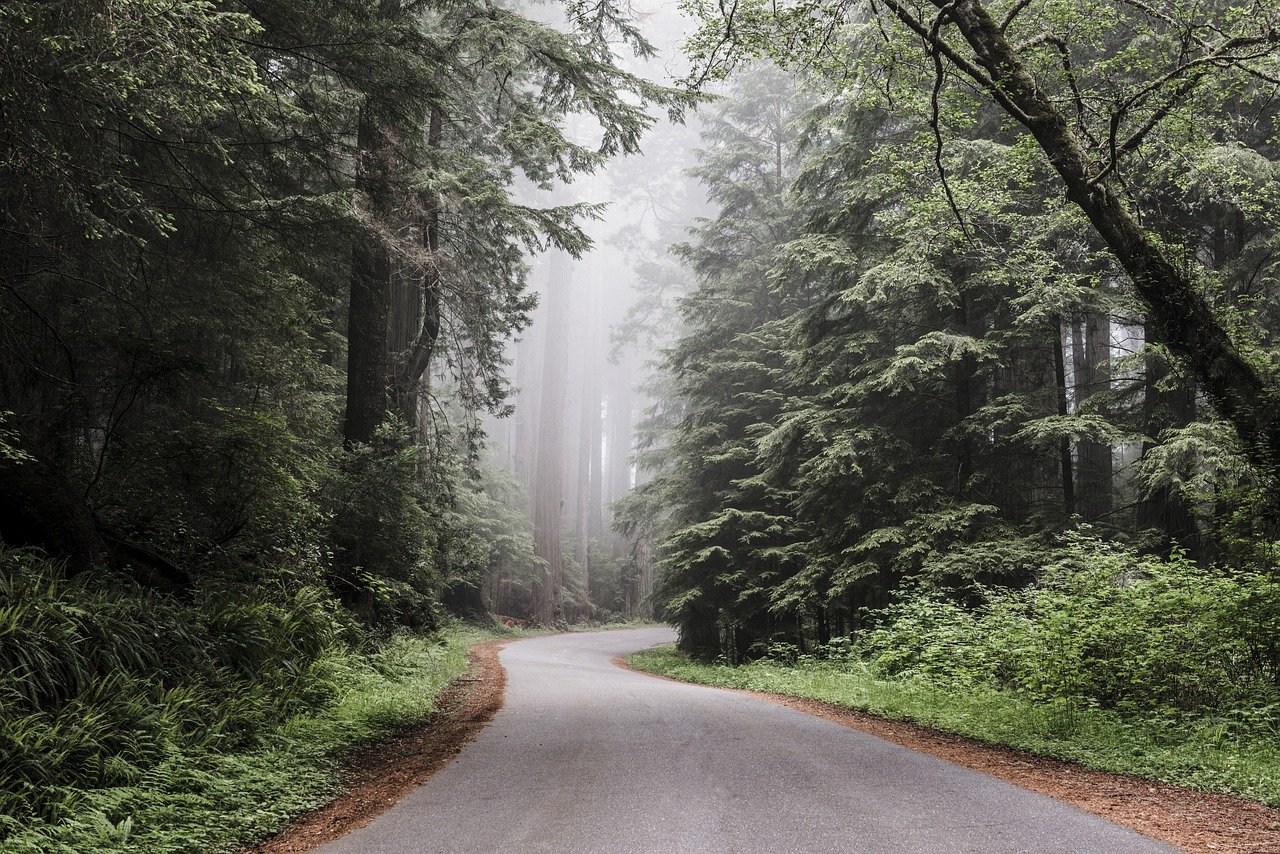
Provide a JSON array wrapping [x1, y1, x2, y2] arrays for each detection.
[[247, 639, 509, 853], [617, 653, 1279, 854]]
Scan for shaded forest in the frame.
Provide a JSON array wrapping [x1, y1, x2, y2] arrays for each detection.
[[5, 0, 1280, 848], [0, 0, 692, 847]]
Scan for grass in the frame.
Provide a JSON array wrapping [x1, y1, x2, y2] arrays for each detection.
[[1, 623, 509, 854], [629, 645, 1280, 806]]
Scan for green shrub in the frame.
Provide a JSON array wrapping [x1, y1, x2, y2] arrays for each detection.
[[0, 548, 344, 828], [0, 545, 495, 852], [858, 535, 1280, 725], [630, 645, 1280, 805]]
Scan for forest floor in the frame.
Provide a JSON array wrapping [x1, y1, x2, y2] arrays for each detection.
[[626, 648, 1280, 854]]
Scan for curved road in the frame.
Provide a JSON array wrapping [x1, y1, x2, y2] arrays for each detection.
[[319, 628, 1175, 853]]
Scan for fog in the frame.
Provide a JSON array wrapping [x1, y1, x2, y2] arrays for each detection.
[[479, 1, 706, 622]]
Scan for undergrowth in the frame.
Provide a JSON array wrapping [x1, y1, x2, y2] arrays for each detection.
[[0, 547, 506, 853]]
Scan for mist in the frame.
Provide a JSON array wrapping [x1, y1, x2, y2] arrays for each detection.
[[476, 0, 707, 623]]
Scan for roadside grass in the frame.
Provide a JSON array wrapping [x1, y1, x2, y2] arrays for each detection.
[[568, 619, 667, 632], [629, 645, 1280, 806], [2, 624, 510, 854]]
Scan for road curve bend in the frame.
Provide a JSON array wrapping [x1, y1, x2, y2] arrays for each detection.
[[318, 628, 1175, 854]]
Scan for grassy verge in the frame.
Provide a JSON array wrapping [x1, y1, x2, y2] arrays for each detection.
[[629, 645, 1280, 806], [3, 623, 511, 854]]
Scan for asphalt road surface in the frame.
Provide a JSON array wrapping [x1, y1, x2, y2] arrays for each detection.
[[318, 628, 1176, 854]]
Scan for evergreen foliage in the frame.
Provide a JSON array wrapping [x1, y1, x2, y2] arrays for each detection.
[[634, 4, 1280, 679], [7, 0, 1280, 841]]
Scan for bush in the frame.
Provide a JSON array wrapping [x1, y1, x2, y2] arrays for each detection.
[[321, 424, 439, 630], [859, 535, 1280, 724], [0, 548, 346, 829]]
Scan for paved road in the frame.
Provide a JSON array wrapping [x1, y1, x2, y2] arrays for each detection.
[[319, 628, 1176, 854]]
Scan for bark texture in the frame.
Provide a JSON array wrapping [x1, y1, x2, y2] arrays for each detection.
[[533, 249, 572, 623], [343, 105, 395, 445]]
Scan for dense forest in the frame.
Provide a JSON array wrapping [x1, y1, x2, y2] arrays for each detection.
[[0, 0, 692, 847], [4, 0, 1280, 849]]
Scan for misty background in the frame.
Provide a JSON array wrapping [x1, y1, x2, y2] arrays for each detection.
[[474, 1, 706, 623]]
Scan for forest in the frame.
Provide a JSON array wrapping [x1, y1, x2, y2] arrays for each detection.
[[3, 0, 1280, 850]]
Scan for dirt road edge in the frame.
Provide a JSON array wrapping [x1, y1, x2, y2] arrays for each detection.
[[248, 638, 509, 853], [614, 655, 1279, 854]]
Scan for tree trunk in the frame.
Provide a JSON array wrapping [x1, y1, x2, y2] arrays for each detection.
[[343, 105, 394, 445], [575, 360, 593, 613], [999, 309, 1056, 518], [391, 106, 444, 434], [1077, 311, 1113, 520], [588, 370, 604, 537], [953, 292, 976, 494], [533, 248, 571, 623], [576, 278, 605, 613], [608, 349, 633, 513], [1053, 317, 1075, 515], [678, 606, 721, 659], [515, 302, 543, 485], [1138, 322, 1200, 554]]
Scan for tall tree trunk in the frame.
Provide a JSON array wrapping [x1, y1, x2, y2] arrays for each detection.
[[953, 292, 975, 494], [343, 105, 395, 445], [575, 289, 599, 614], [608, 348, 634, 561], [574, 372, 593, 613], [678, 604, 720, 658], [533, 248, 571, 623], [1053, 317, 1075, 516], [635, 528, 655, 619], [608, 348, 633, 509], [1077, 311, 1113, 520], [391, 107, 444, 435], [515, 301, 543, 486], [998, 308, 1056, 518], [1138, 322, 1200, 554], [588, 367, 604, 537]]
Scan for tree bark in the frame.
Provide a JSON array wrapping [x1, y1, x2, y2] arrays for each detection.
[[392, 106, 444, 432], [533, 248, 571, 623], [515, 300, 543, 486], [343, 105, 395, 445], [588, 371, 604, 537], [608, 349, 633, 510], [677, 605, 720, 658], [1077, 311, 1113, 519], [953, 292, 976, 494], [1138, 322, 1200, 553], [575, 275, 605, 613], [1053, 317, 1075, 515], [342, 0, 405, 446]]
